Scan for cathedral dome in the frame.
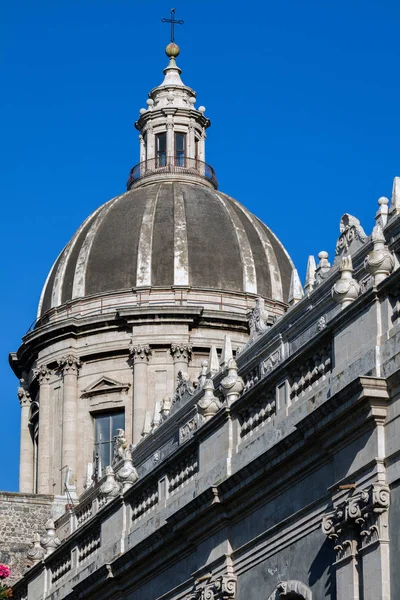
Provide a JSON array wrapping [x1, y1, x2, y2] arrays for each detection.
[[38, 180, 293, 317]]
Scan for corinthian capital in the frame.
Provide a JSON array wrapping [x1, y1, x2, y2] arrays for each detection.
[[17, 387, 31, 407], [170, 343, 192, 363], [33, 365, 51, 384], [129, 343, 151, 363], [58, 354, 81, 374]]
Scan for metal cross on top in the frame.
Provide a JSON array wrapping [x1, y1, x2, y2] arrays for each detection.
[[161, 8, 184, 44]]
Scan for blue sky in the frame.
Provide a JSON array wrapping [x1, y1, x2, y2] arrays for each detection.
[[1, 0, 399, 491]]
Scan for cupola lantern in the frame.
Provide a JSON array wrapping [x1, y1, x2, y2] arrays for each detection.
[[127, 42, 216, 189]]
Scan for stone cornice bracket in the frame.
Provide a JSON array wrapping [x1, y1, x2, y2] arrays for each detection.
[[17, 387, 31, 407], [170, 343, 193, 362], [33, 364, 51, 384], [188, 575, 237, 600], [322, 482, 390, 560], [129, 342, 152, 363], [331, 255, 360, 309], [364, 224, 395, 286], [58, 354, 81, 375]]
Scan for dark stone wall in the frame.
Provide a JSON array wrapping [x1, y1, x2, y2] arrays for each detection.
[[236, 528, 336, 600], [0, 492, 53, 584]]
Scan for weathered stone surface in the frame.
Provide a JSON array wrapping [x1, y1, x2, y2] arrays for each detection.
[[0, 493, 54, 584]]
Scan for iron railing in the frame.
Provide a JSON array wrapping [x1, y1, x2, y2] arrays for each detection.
[[126, 156, 218, 190]]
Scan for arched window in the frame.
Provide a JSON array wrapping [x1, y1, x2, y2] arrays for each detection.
[[267, 580, 312, 600]]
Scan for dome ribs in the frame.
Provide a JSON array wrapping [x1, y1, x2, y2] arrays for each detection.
[[84, 190, 147, 296], [215, 193, 257, 295], [136, 184, 161, 287], [151, 184, 174, 287], [173, 183, 190, 286], [37, 182, 294, 316], [183, 184, 243, 292]]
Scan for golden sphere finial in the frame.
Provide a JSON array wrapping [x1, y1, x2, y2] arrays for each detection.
[[165, 42, 180, 58]]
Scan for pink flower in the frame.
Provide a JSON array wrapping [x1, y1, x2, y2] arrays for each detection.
[[0, 565, 10, 580]]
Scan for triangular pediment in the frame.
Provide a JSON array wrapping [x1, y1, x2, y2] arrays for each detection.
[[81, 376, 131, 398]]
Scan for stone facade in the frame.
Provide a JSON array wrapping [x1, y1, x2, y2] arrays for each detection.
[[6, 37, 400, 600]]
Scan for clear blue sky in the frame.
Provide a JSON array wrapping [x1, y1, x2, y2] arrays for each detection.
[[1, 0, 399, 491]]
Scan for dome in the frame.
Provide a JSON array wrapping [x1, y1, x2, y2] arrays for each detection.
[[38, 181, 293, 317]]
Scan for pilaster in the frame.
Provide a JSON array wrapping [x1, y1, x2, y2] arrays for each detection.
[[18, 387, 34, 493], [170, 342, 192, 382], [34, 365, 52, 494], [58, 354, 81, 493], [129, 343, 152, 445]]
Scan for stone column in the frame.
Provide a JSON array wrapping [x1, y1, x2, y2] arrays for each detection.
[[139, 134, 146, 163], [58, 355, 81, 490], [35, 365, 52, 494], [166, 119, 174, 161], [129, 344, 151, 445], [18, 387, 34, 493], [188, 123, 195, 159], [147, 123, 155, 160], [170, 343, 192, 383]]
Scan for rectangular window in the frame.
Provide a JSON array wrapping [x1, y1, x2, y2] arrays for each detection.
[[175, 133, 186, 166], [94, 411, 124, 469], [156, 132, 166, 167]]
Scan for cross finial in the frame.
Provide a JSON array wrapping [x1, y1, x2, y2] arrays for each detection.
[[161, 8, 184, 44]]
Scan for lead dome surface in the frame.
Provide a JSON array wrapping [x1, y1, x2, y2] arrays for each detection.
[[39, 181, 293, 317]]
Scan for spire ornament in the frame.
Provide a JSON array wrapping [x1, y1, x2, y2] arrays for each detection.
[[331, 255, 360, 308], [365, 224, 394, 285]]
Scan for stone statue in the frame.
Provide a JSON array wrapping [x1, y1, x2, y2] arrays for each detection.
[[248, 297, 268, 341], [173, 371, 194, 405], [113, 428, 127, 464]]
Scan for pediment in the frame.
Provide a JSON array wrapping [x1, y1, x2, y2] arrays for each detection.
[[81, 376, 131, 398]]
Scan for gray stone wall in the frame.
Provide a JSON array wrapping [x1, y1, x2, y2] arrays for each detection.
[[236, 529, 336, 600], [0, 493, 53, 584]]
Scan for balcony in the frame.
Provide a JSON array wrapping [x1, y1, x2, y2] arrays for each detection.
[[126, 156, 218, 190]]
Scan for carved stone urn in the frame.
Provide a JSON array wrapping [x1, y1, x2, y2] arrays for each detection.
[[116, 450, 139, 493], [197, 379, 222, 420], [220, 358, 244, 406], [331, 255, 360, 309], [99, 465, 121, 501], [365, 224, 394, 285], [40, 519, 61, 556]]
